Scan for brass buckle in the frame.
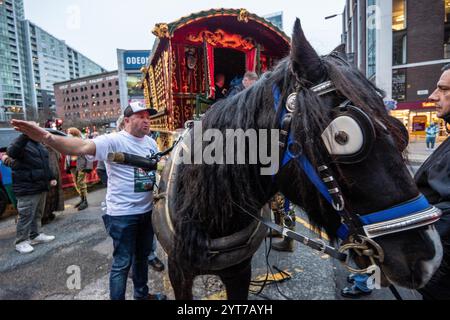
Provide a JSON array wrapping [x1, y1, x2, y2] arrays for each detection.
[[338, 236, 385, 274]]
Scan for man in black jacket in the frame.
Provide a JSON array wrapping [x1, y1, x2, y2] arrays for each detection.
[[5, 132, 57, 254], [415, 64, 450, 299]]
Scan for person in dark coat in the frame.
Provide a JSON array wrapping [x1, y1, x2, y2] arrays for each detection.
[[42, 145, 64, 225], [6, 132, 57, 254], [415, 64, 450, 300]]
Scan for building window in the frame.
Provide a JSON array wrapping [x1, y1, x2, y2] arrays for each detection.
[[393, 32, 407, 65], [392, 68, 406, 102], [446, 1, 450, 23], [445, 1, 450, 58], [367, 0, 377, 78], [392, 0, 406, 31]]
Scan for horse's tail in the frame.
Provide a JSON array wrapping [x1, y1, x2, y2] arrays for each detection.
[[174, 216, 211, 269]]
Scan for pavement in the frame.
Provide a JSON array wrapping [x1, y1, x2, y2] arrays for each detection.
[[0, 140, 444, 300], [406, 138, 441, 165]]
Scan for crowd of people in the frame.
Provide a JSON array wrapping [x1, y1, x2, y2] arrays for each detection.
[[3, 64, 450, 301]]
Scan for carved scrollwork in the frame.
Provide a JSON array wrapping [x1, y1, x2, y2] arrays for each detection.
[[187, 29, 255, 51], [152, 23, 170, 38], [238, 9, 250, 23]]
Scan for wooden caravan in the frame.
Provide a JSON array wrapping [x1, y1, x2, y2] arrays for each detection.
[[142, 8, 290, 148]]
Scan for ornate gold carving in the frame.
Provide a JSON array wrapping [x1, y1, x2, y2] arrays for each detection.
[[187, 29, 255, 51], [152, 23, 170, 38], [238, 9, 250, 23], [149, 66, 159, 110]]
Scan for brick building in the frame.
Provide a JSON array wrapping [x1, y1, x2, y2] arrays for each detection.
[[54, 71, 122, 129], [342, 0, 450, 136]]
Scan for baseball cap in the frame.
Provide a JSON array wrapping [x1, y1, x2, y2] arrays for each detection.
[[123, 101, 158, 117]]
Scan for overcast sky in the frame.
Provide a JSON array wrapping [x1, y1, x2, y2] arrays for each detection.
[[23, 0, 346, 71]]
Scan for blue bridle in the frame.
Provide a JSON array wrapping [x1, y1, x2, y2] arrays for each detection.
[[272, 85, 441, 240]]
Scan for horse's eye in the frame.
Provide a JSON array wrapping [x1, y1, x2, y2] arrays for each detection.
[[321, 116, 364, 156]]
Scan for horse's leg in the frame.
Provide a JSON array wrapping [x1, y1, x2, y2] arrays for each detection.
[[219, 259, 252, 300], [168, 256, 195, 300]]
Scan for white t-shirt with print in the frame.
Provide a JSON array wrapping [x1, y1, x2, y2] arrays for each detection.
[[91, 130, 159, 216]]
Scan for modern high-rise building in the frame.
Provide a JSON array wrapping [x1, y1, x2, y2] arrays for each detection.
[[0, 0, 26, 122], [0, 0, 106, 124], [342, 0, 450, 136], [263, 12, 284, 31]]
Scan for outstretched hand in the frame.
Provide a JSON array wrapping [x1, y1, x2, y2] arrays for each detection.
[[11, 120, 50, 143], [1, 154, 12, 167]]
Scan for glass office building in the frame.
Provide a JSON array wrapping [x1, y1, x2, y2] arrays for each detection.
[[0, 0, 106, 123]]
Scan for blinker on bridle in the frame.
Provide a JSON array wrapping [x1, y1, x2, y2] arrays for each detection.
[[266, 79, 442, 272]]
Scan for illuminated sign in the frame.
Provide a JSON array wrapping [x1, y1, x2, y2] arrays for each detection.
[[123, 51, 150, 71], [422, 102, 436, 108], [412, 115, 427, 132], [127, 74, 144, 98]]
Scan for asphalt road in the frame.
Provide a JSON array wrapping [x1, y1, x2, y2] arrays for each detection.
[[0, 185, 424, 300], [0, 141, 432, 300]]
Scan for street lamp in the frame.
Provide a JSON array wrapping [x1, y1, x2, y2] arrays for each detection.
[[325, 13, 343, 20]]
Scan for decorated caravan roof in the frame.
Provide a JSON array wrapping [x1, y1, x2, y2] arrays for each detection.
[[148, 8, 291, 65]]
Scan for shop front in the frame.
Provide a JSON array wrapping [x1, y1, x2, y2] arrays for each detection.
[[390, 100, 447, 140]]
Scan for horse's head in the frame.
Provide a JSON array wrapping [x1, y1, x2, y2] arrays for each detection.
[[275, 19, 442, 289]]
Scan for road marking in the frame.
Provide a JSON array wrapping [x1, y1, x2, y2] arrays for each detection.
[[203, 269, 293, 300], [162, 274, 172, 296], [295, 216, 330, 241]]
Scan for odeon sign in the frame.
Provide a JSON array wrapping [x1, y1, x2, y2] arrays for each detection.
[[123, 51, 150, 71]]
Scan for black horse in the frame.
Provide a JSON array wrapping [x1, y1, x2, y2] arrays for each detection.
[[152, 20, 443, 300]]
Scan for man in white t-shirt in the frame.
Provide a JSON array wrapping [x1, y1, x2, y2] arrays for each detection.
[[11, 102, 167, 300]]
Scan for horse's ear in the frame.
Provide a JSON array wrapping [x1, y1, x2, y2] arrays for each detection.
[[332, 43, 347, 58], [290, 18, 326, 84]]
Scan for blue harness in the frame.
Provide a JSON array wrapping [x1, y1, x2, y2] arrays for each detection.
[[272, 85, 436, 240]]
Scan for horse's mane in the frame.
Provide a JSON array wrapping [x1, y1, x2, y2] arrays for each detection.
[[173, 53, 407, 266], [173, 65, 278, 267]]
